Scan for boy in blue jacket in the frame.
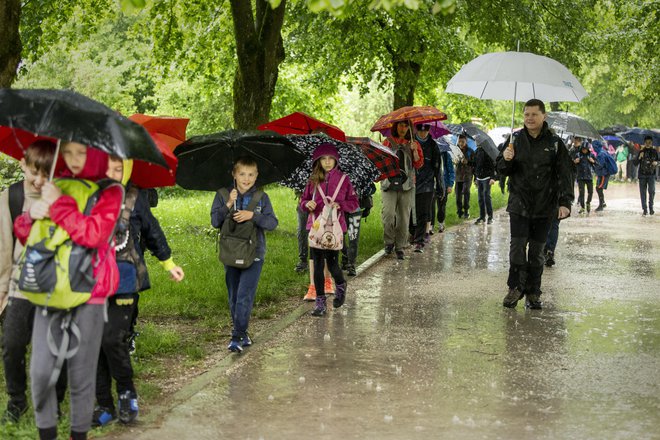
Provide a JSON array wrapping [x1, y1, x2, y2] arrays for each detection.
[[211, 157, 278, 352]]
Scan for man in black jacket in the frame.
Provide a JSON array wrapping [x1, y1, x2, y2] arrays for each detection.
[[411, 124, 441, 252], [497, 99, 574, 309], [473, 143, 497, 224]]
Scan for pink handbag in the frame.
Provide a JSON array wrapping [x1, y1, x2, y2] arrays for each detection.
[[308, 175, 346, 251]]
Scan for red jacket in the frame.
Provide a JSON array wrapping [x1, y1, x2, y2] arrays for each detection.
[[14, 184, 123, 304]]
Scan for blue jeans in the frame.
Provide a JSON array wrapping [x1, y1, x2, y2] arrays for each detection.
[[545, 217, 560, 253], [225, 260, 264, 341], [476, 179, 493, 220], [639, 176, 656, 213]]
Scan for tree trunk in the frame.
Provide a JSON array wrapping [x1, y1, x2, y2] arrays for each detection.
[[392, 58, 422, 109], [0, 0, 21, 88], [230, 0, 286, 130]]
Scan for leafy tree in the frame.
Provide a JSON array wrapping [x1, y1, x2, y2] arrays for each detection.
[[0, 0, 21, 87]]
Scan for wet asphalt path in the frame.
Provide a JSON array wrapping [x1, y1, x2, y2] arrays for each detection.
[[114, 184, 660, 440]]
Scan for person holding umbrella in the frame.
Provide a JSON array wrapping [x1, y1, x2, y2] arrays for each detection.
[[498, 99, 574, 310], [13, 142, 124, 440], [454, 134, 475, 219], [574, 138, 597, 214], [382, 121, 423, 259], [411, 123, 441, 251], [635, 135, 658, 215]]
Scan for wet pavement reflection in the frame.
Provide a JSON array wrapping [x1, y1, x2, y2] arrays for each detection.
[[118, 185, 660, 440]]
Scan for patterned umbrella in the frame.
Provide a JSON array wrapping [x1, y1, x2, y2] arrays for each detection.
[[371, 106, 448, 133], [281, 134, 380, 197], [346, 136, 399, 182]]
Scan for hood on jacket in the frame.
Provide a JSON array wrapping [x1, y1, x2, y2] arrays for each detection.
[[592, 140, 604, 154], [312, 143, 339, 163], [57, 145, 111, 181]]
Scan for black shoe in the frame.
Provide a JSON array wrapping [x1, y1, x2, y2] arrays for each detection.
[[413, 243, 424, 253], [384, 244, 394, 255], [525, 293, 543, 310], [487, 217, 493, 224], [346, 266, 357, 277], [474, 218, 485, 225], [2, 401, 28, 424], [294, 261, 307, 273], [651, 209, 655, 216], [586, 203, 591, 213], [544, 249, 555, 267], [118, 391, 138, 424], [502, 288, 524, 308], [333, 282, 347, 308], [395, 250, 405, 260], [92, 406, 117, 428], [595, 205, 604, 212], [463, 212, 470, 219], [311, 296, 327, 316]]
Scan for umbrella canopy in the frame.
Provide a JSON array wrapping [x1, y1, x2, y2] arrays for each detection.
[[459, 122, 500, 160], [346, 136, 399, 182], [619, 128, 660, 146], [174, 130, 305, 191], [0, 126, 55, 160], [257, 112, 346, 142], [128, 114, 189, 188], [600, 124, 630, 135], [282, 134, 380, 198], [545, 112, 602, 140], [371, 106, 448, 133], [445, 51, 588, 102], [488, 126, 514, 145], [440, 135, 467, 162], [0, 89, 166, 167], [602, 134, 626, 148]]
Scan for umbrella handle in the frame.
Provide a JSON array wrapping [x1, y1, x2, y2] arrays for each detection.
[[49, 139, 61, 182]]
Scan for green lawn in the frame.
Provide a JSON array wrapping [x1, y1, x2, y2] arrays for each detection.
[[0, 182, 507, 438]]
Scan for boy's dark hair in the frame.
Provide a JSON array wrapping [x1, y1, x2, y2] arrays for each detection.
[[233, 156, 258, 172], [458, 134, 467, 140], [25, 140, 56, 174], [644, 135, 653, 142], [524, 99, 546, 113]]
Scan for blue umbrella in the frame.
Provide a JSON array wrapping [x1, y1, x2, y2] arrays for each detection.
[[602, 135, 626, 148], [620, 128, 660, 146]]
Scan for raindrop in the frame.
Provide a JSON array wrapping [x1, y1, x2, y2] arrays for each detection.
[[324, 333, 331, 342], [493, 420, 502, 427], [452, 415, 461, 425], [465, 417, 476, 428], [268, 395, 274, 401], [298, 376, 306, 384], [376, 384, 383, 392], [395, 365, 403, 375], [384, 415, 393, 423], [366, 379, 373, 389], [447, 368, 453, 377]]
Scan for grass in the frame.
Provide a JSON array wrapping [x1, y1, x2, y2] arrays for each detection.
[[0, 182, 507, 439]]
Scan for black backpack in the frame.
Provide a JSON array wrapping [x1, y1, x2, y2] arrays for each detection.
[[8, 181, 25, 248], [216, 189, 264, 269]]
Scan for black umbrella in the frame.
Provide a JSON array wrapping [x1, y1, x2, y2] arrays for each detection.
[[174, 130, 306, 191], [0, 88, 166, 167], [454, 122, 500, 160], [281, 134, 380, 198], [619, 128, 660, 146]]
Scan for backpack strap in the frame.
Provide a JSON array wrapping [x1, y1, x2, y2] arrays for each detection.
[[316, 175, 346, 206], [8, 181, 24, 248], [245, 190, 264, 212]]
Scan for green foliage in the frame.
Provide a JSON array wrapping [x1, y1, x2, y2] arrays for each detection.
[[0, 154, 22, 191]]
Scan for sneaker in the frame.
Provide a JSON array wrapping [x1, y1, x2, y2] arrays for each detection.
[[586, 203, 591, 213], [294, 260, 307, 273], [502, 287, 524, 308], [118, 391, 138, 424], [438, 223, 445, 233], [303, 284, 316, 301], [324, 277, 335, 294], [384, 244, 394, 255], [428, 229, 434, 236], [487, 217, 493, 225], [643, 211, 648, 216], [525, 293, 543, 310], [395, 250, 405, 260], [91, 406, 116, 428], [346, 265, 357, 277], [595, 205, 604, 212], [311, 295, 327, 316], [474, 218, 485, 225], [578, 208, 585, 214], [544, 250, 555, 267], [463, 212, 470, 219], [242, 333, 252, 347], [333, 282, 347, 308], [413, 243, 424, 253], [227, 339, 243, 353], [651, 209, 655, 216], [1, 400, 28, 424]]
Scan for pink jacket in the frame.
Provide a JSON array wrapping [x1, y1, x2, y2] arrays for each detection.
[[300, 168, 359, 233]]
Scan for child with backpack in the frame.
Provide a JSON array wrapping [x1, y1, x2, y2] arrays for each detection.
[[0, 140, 68, 424], [13, 141, 123, 440], [91, 156, 184, 427], [592, 140, 616, 212], [300, 143, 358, 316], [211, 156, 278, 353]]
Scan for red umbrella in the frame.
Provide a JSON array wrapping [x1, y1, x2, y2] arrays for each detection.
[[346, 136, 399, 182], [257, 112, 347, 142], [128, 114, 189, 188], [0, 126, 55, 160], [371, 105, 448, 133]]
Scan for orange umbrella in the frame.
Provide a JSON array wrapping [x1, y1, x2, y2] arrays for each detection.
[[370, 105, 448, 133], [128, 114, 189, 188]]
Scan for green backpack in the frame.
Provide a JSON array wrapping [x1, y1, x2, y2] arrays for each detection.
[[18, 178, 122, 310], [216, 189, 264, 269]]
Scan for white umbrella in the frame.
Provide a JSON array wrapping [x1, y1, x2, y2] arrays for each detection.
[[545, 112, 603, 140], [445, 51, 588, 141]]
